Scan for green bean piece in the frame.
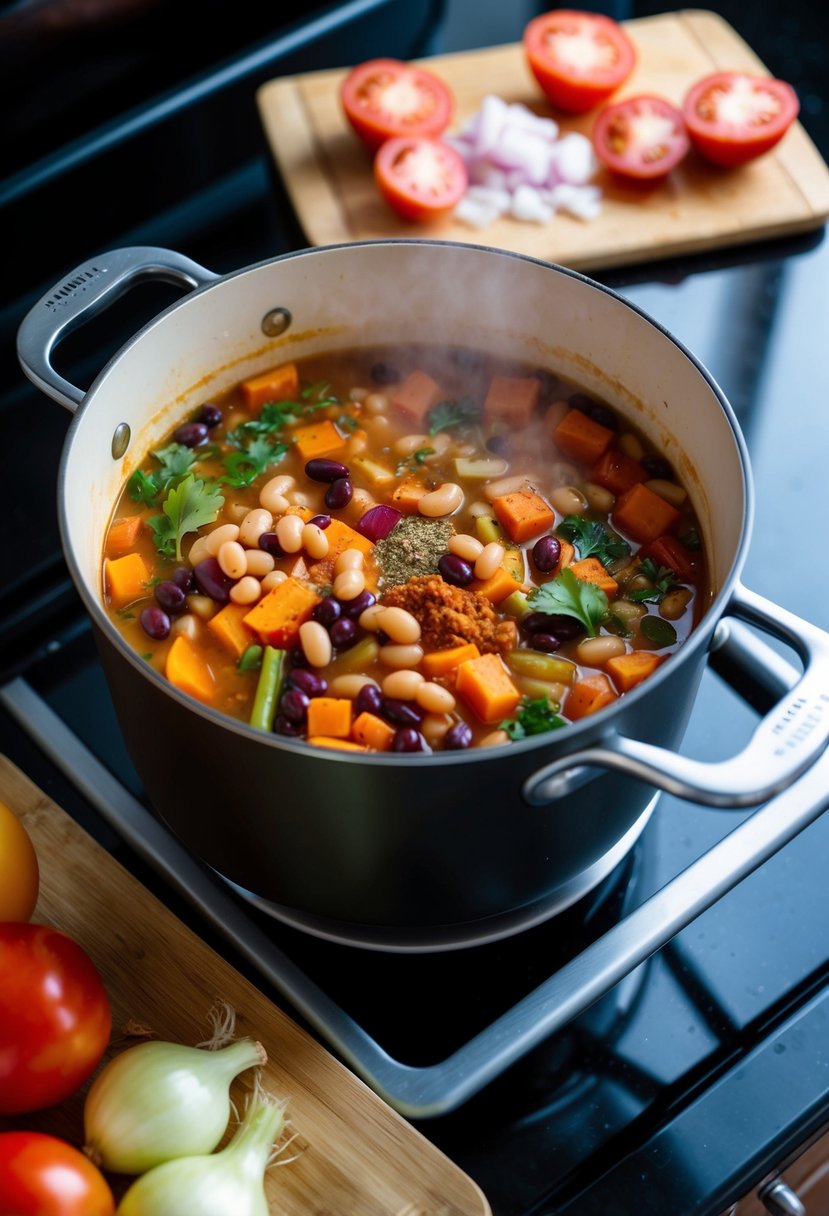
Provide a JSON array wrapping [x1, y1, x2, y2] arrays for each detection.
[[249, 646, 286, 731]]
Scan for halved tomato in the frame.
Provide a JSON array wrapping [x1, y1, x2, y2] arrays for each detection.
[[683, 71, 799, 167], [340, 58, 454, 152], [592, 94, 690, 181], [523, 9, 636, 114], [374, 136, 468, 223]]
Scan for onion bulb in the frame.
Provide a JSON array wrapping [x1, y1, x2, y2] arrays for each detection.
[[115, 1084, 286, 1216], [84, 1032, 266, 1174]]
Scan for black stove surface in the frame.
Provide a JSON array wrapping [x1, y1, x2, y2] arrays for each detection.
[[3, 2, 829, 1214]]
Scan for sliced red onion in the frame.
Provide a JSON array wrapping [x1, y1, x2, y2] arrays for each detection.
[[356, 504, 403, 542]]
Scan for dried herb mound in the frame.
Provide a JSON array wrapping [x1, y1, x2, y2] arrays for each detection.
[[381, 575, 516, 654], [375, 516, 452, 587]]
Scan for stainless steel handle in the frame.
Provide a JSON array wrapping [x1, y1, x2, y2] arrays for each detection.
[[16, 246, 219, 413], [523, 581, 829, 809], [760, 1180, 807, 1216]]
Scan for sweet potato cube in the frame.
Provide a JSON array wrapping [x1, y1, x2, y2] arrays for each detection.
[[483, 376, 541, 428], [165, 635, 215, 703], [391, 475, 427, 513], [242, 577, 321, 647], [565, 674, 618, 721], [106, 515, 144, 558], [612, 483, 681, 544], [239, 361, 299, 410], [351, 711, 396, 751], [391, 370, 443, 425], [293, 419, 346, 462], [570, 556, 619, 597], [307, 697, 353, 739], [421, 642, 481, 679], [589, 448, 648, 496], [207, 603, 256, 658], [307, 736, 367, 752], [105, 552, 150, 607], [606, 650, 665, 693], [491, 489, 554, 543], [456, 652, 521, 724], [323, 518, 375, 561], [553, 409, 614, 465], [471, 566, 523, 604]]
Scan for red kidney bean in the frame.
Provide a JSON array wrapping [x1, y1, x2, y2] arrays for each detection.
[[524, 612, 583, 641], [355, 684, 383, 717], [444, 721, 473, 750], [392, 727, 431, 753], [305, 458, 350, 483], [382, 698, 424, 727], [438, 553, 475, 587], [193, 557, 232, 602], [370, 361, 400, 384], [171, 567, 194, 593], [280, 688, 310, 723], [285, 669, 328, 697], [313, 598, 341, 627], [325, 478, 353, 510], [258, 532, 285, 558], [531, 633, 562, 653], [274, 714, 301, 736], [154, 580, 186, 615], [642, 455, 673, 480], [308, 514, 332, 530], [341, 590, 376, 618], [139, 605, 171, 640], [531, 535, 561, 574], [173, 421, 209, 447], [197, 403, 222, 428], [570, 392, 617, 429], [330, 617, 358, 649], [486, 435, 510, 456]]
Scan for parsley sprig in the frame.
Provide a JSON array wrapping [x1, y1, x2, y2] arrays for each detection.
[[427, 397, 480, 437], [221, 438, 289, 489], [128, 442, 198, 506], [527, 568, 608, 637], [148, 474, 224, 561], [628, 559, 680, 604], [501, 696, 565, 740], [557, 515, 631, 567], [226, 396, 336, 447], [396, 446, 436, 475]]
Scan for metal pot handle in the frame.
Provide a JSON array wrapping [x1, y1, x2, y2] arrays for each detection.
[[523, 581, 829, 809], [17, 246, 219, 414]]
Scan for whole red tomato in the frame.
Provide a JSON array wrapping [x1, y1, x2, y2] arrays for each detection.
[[0, 923, 111, 1114], [0, 1131, 115, 1216]]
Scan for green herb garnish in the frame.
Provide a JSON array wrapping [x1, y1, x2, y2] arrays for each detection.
[[527, 567, 608, 637], [557, 515, 631, 566], [301, 380, 332, 400], [337, 413, 359, 432], [427, 396, 480, 436], [396, 446, 436, 475], [127, 441, 198, 506], [501, 696, 565, 741], [628, 559, 680, 604], [221, 437, 289, 489], [227, 397, 336, 446], [640, 615, 678, 648], [679, 527, 701, 552], [148, 473, 224, 561]]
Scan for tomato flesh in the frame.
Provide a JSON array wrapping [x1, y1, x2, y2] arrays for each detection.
[[340, 58, 454, 152], [523, 9, 636, 113], [683, 71, 799, 167], [592, 94, 690, 180], [0, 1132, 115, 1216], [0, 923, 111, 1114], [374, 136, 468, 223]]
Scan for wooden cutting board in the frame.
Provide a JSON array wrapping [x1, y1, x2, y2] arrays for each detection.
[[0, 757, 491, 1216], [256, 9, 829, 271]]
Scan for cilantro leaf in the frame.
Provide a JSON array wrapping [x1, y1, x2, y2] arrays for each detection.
[[221, 438, 289, 489], [148, 474, 224, 561], [427, 397, 480, 437], [527, 568, 608, 637], [396, 446, 436, 475], [227, 397, 336, 446], [128, 468, 162, 505], [501, 696, 565, 741], [557, 515, 631, 566], [628, 559, 680, 604], [127, 442, 198, 505]]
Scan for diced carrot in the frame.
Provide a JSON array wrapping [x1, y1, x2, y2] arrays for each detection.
[[323, 518, 375, 560], [483, 375, 541, 428], [390, 370, 443, 425], [104, 553, 150, 607], [589, 448, 647, 495], [293, 419, 346, 462], [306, 697, 353, 739], [207, 603, 256, 658], [165, 635, 215, 703], [570, 556, 619, 597], [471, 566, 523, 604], [421, 642, 481, 679], [565, 673, 619, 721], [391, 475, 427, 513], [242, 577, 321, 647], [307, 736, 367, 752], [605, 650, 665, 693], [553, 408, 614, 465], [351, 711, 396, 751], [491, 489, 555, 543], [612, 483, 681, 544], [456, 652, 522, 724], [106, 515, 144, 558], [239, 361, 299, 411], [640, 534, 701, 583]]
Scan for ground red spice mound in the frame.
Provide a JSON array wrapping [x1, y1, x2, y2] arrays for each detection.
[[381, 575, 516, 654]]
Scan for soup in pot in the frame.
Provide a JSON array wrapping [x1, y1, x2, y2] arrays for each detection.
[[102, 345, 709, 753]]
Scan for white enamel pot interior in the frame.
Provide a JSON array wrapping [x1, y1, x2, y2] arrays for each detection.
[[17, 242, 829, 950]]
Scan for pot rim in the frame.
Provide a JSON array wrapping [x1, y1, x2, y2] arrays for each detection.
[[57, 238, 754, 767]]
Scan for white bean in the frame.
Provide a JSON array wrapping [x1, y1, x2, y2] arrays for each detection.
[[646, 478, 687, 508], [415, 682, 456, 714], [335, 547, 364, 574], [229, 576, 262, 605], [377, 606, 421, 644], [187, 535, 212, 567], [259, 475, 295, 510], [660, 588, 693, 621], [479, 729, 510, 748], [418, 482, 464, 518], [550, 485, 588, 516], [299, 620, 332, 668], [288, 490, 314, 509], [584, 482, 616, 514], [302, 523, 330, 560], [576, 635, 627, 666], [346, 431, 367, 456], [379, 643, 424, 669], [217, 540, 247, 580], [186, 594, 216, 621], [327, 674, 379, 699], [226, 502, 250, 524], [393, 433, 430, 457], [261, 570, 288, 593], [358, 604, 386, 631], [420, 713, 453, 746], [333, 569, 366, 601], [448, 533, 484, 561], [206, 523, 240, 555], [363, 391, 389, 415], [275, 513, 304, 554], [474, 542, 505, 581], [484, 474, 530, 502], [545, 399, 570, 433], [172, 614, 200, 640], [244, 549, 275, 577], [382, 670, 425, 699], [618, 432, 645, 461], [238, 508, 273, 548]]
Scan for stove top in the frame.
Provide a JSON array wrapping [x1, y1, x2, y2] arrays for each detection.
[[3, 2, 829, 1213]]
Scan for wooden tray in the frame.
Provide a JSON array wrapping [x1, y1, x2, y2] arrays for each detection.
[[0, 757, 491, 1216], [256, 8, 829, 271]]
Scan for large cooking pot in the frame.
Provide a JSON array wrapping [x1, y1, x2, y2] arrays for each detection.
[[18, 242, 829, 951]]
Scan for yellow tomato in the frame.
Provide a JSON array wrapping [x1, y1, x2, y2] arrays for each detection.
[[0, 799, 39, 920]]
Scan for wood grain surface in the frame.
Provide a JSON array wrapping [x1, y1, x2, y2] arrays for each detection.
[[256, 9, 829, 271], [0, 756, 491, 1216]]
